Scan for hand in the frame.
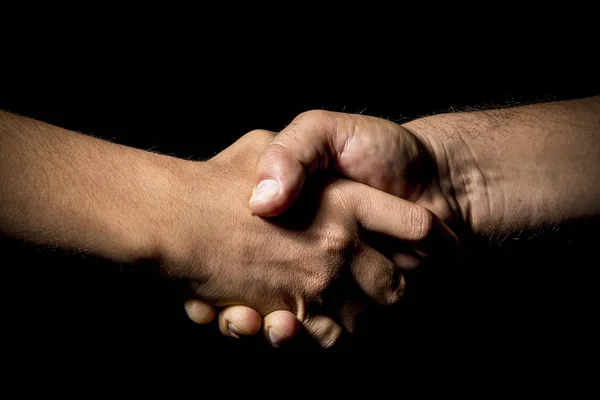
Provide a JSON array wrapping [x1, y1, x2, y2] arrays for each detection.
[[185, 112, 459, 346], [249, 110, 455, 222], [0, 108, 454, 349]]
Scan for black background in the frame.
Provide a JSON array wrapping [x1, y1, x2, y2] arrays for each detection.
[[1, 33, 599, 360]]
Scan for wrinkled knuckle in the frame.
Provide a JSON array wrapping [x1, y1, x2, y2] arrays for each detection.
[[303, 317, 342, 349], [309, 229, 355, 294], [409, 206, 434, 241]]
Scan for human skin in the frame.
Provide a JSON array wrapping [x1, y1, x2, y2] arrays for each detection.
[[0, 111, 457, 347], [187, 96, 600, 346]]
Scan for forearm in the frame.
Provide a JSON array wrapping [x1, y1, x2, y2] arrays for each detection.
[[404, 96, 600, 236], [0, 110, 190, 263]]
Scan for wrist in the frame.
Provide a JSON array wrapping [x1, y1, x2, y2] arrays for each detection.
[[402, 113, 490, 236], [147, 157, 216, 274], [118, 152, 206, 267]]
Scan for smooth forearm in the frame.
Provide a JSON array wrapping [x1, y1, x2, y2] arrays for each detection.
[[405, 96, 600, 236], [0, 110, 190, 264]]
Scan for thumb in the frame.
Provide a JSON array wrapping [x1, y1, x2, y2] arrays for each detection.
[[248, 110, 352, 216]]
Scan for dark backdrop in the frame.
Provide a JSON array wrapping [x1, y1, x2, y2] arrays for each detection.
[[1, 54, 599, 359]]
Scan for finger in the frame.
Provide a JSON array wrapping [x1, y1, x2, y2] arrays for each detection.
[[322, 286, 369, 334], [263, 310, 301, 348], [347, 182, 459, 256], [249, 110, 354, 217], [350, 244, 406, 306], [302, 314, 343, 349], [391, 251, 421, 271], [336, 300, 368, 334], [361, 230, 423, 271], [218, 305, 263, 338], [184, 299, 217, 324]]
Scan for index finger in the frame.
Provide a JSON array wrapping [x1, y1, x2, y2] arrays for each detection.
[[345, 181, 459, 256]]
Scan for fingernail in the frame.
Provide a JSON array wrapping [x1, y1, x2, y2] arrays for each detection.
[[268, 327, 288, 348], [249, 179, 280, 204], [228, 322, 243, 339]]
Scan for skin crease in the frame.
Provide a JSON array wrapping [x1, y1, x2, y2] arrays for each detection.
[[186, 97, 600, 347], [0, 111, 458, 349]]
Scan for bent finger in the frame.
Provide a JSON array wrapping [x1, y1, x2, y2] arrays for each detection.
[[348, 183, 459, 256], [263, 310, 301, 348], [184, 299, 217, 325], [218, 305, 263, 338], [350, 244, 406, 306], [302, 314, 344, 349]]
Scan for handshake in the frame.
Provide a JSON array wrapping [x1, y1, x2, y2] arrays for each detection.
[[179, 110, 459, 348], [2, 97, 598, 350]]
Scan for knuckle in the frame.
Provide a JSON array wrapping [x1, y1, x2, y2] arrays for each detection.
[[319, 224, 355, 255], [351, 247, 403, 306], [260, 142, 289, 161], [245, 129, 276, 149], [294, 109, 329, 125], [303, 316, 342, 349], [305, 271, 332, 298], [306, 227, 356, 296], [247, 128, 274, 140], [408, 205, 434, 241], [322, 180, 354, 210]]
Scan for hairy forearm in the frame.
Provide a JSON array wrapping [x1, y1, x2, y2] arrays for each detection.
[[0, 110, 189, 263], [405, 96, 600, 236]]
